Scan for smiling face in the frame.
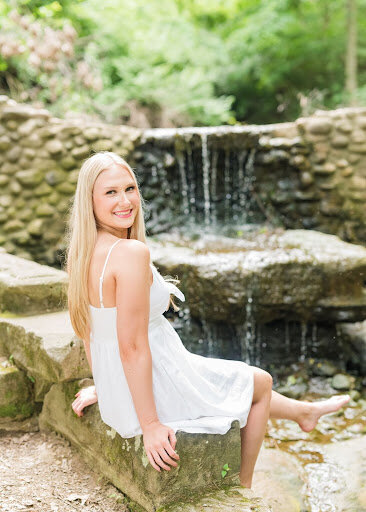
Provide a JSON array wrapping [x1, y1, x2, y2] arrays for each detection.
[[92, 163, 140, 238]]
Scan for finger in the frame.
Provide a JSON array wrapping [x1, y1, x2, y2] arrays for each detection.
[[152, 450, 170, 471], [159, 447, 178, 467], [147, 451, 161, 472], [168, 430, 177, 451], [163, 442, 179, 461]]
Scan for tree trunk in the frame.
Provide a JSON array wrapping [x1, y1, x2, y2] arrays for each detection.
[[345, 0, 357, 105]]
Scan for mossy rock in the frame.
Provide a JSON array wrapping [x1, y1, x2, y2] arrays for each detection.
[[39, 380, 243, 512], [0, 311, 90, 401], [0, 248, 68, 315], [0, 357, 34, 419]]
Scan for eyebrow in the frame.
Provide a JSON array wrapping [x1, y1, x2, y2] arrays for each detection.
[[103, 182, 135, 189]]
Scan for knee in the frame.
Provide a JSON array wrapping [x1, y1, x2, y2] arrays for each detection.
[[263, 371, 273, 391], [252, 367, 273, 402]]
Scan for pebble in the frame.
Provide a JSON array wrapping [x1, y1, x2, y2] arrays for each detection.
[[332, 373, 354, 390]]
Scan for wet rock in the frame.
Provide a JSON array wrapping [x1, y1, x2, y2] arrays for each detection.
[[337, 321, 366, 374], [149, 230, 366, 325], [276, 375, 308, 399], [304, 436, 366, 511], [252, 447, 304, 512], [332, 373, 354, 391], [308, 359, 339, 377]]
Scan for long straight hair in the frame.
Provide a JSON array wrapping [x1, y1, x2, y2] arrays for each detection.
[[64, 151, 180, 342]]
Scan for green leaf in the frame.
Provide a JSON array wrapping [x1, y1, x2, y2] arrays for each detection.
[[221, 470, 227, 478], [223, 463, 229, 470]]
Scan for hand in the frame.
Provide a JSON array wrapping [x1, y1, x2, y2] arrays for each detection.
[[71, 385, 98, 417], [142, 421, 180, 472]]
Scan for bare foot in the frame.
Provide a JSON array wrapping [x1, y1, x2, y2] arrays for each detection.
[[297, 394, 351, 432]]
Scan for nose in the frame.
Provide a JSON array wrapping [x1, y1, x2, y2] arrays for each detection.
[[117, 191, 131, 207]]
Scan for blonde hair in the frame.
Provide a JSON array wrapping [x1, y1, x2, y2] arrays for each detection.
[[64, 151, 179, 341]]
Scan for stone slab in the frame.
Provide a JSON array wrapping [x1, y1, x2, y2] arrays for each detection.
[[0, 248, 68, 315], [0, 311, 90, 401], [149, 229, 366, 324], [39, 380, 242, 512]]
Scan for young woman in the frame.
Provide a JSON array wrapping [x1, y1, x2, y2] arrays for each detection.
[[67, 151, 350, 488]]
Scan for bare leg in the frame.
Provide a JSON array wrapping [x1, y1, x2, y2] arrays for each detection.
[[239, 367, 273, 489], [269, 389, 351, 432]]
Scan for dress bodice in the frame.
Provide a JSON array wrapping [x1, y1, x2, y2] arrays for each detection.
[[89, 240, 185, 343]]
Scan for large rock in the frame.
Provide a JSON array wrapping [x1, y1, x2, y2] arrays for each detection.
[[0, 356, 34, 419], [149, 229, 366, 324], [39, 379, 243, 512], [0, 311, 90, 401], [160, 486, 271, 511], [0, 248, 68, 315], [337, 320, 366, 374]]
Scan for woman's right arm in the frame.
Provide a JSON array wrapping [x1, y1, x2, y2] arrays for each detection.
[[114, 241, 179, 472]]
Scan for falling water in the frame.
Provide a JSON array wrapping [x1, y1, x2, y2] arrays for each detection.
[[285, 320, 291, 355], [242, 148, 256, 223], [201, 317, 215, 357], [300, 321, 308, 362], [237, 150, 247, 211], [224, 150, 231, 223], [201, 133, 211, 227], [186, 142, 196, 216], [210, 150, 219, 226], [240, 289, 256, 364], [311, 323, 318, 355], [156, 162, 172, 196], [176, 148, 190, 215]]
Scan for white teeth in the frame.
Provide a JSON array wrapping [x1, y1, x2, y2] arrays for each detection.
[[114, 210, 132, 217]]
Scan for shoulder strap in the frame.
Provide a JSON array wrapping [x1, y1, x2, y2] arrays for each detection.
[[99, 239, 122, 308]]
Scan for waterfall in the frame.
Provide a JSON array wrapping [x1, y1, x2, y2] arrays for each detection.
[[201, 133, 211, 227], [210, 150, 219, 226], [237, 150, 247, 212], [240, 289, 255, 364], [176, 147, 190, 215], [300, 321, 308, 362], [243, 148, 256, 223], [224, 150, 231, 223]]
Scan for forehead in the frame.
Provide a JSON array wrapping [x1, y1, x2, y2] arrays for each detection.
[[94, 163, 132, 187]]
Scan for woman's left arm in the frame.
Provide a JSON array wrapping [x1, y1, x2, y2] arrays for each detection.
[[71, 332, 98, 417], [82, 332, 93, 375]]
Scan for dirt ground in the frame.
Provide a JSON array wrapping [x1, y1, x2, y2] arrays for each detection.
[[0, 427, 131, 512]]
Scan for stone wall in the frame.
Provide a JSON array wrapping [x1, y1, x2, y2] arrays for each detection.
[[133, 110, 366, 244], [0, 96, 140, 265], [0, 95, 365, 266]]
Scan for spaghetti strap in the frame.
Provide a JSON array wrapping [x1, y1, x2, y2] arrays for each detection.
[[99, 239, 123, 308]]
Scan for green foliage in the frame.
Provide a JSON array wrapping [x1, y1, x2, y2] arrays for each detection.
[[221, 462, 230, 477], [1, 0, 366, 126]]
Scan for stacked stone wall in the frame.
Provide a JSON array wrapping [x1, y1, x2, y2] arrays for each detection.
[[0, 96, 140, 265], [0, 95, 365, 266]]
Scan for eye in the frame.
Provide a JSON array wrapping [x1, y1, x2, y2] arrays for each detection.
[[106, 190, 116, 195], [126, 185, 135, 192]]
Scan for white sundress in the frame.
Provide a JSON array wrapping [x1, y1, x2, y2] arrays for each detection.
[[89, 239, 254, 439]]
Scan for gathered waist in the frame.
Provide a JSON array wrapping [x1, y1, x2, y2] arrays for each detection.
[[91, 314, 166, 344], [148, 314, 165, 331]]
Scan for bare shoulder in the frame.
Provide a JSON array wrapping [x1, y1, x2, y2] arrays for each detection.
[[111, 239, 151, 276]]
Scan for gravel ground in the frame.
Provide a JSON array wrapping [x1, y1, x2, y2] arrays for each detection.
[[0, 427, 130, 512]]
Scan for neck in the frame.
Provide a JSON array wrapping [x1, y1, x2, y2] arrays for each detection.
[[97, 226, 130, 239]]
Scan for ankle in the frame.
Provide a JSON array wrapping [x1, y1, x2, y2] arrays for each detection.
[[239, 476, 252, 488], [297, 400, 313, 421]]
